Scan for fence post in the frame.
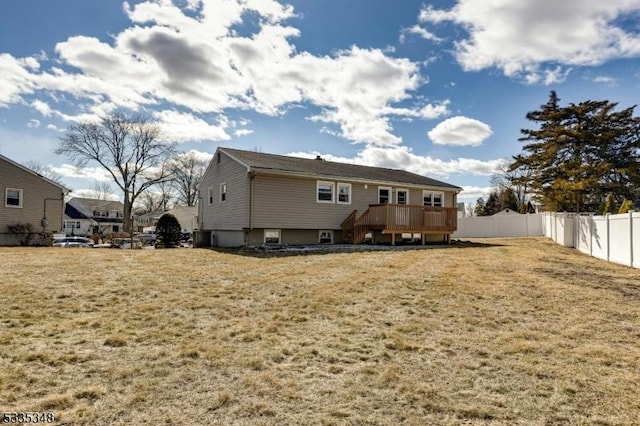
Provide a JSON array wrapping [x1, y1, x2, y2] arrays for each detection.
[[630, 211, 634, 268], [606, 213, 610, 262], [589, 214, 593, 257]]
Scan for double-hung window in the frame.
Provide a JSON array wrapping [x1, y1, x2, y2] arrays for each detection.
[[317, 181, 334, 203], [423, 191, 444, 207], [220, 183, 227, 202], [5, 188, 22, 208], [378, 187, 391, 204], [337, 183, 351, 204], [208, 187, 215, 205], [396, 189, 409, 205]]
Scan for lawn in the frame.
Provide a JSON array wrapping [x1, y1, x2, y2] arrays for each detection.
[[1, 238, 638, 425]]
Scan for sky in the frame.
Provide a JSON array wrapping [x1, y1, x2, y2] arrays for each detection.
[[1, 0, 640, 203]]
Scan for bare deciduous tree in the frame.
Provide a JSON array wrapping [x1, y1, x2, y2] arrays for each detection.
[[56, 112, 177, 232], [24, 160, 64, 184], [135, 181, 175, 213], [92, 181, 114, 200], [170, 151, 208, 207]]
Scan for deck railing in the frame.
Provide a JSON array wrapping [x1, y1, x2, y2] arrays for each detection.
[[354, 204, 457, 233]]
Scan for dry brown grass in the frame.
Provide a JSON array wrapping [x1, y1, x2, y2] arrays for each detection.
[[0, 237, 638, 425]]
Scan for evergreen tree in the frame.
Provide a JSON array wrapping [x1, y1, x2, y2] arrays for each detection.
[[155, 213, 182, 248], [618, 198, 634, 214], [509, 91, 640, 212], [498, 187, 519, 212], [600, 193, 618, 215], [474, 198, 486, 216], [483, 191, 500, 216]]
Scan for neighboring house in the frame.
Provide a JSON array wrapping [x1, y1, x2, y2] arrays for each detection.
[[64, 198, 124, 236], [0, 154, 69, 245], [134, 210, 164, 232], [493, 208, 520, 216], [163, 206, 198, 233], [198, 147, 462, 247]]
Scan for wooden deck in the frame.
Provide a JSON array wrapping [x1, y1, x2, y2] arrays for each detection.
[[341, 204, 457, 245]]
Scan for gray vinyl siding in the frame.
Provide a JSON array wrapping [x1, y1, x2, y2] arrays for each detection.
[[211, 230, 245, 247], [251, 174, 458, 230], [0, 158, 65, 244], [199, 151, 250, 231], [251, 175, 370, 229]]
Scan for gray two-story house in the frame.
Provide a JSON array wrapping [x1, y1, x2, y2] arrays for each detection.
[[198, 147, 462, 247], [1, 154, 69, 245]]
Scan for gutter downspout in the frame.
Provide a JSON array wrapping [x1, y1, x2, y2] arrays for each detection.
[[248, 172, 256, 246]]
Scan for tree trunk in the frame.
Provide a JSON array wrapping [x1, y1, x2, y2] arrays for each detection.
[[123, 190, 132, 235]]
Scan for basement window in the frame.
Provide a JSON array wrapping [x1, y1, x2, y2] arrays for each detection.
[[264, 229, 281, 244], [319, 230, 333, 244]]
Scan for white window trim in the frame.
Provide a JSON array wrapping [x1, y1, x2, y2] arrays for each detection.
[[317, 181, 335, 204], [422, 190, 444, 207], [264, 229, 281, 244], [378, 186, 392, 204], [5, 187, 23, 208], [220, 182, 227, 203], [319, 230, 334, 244], [433, 192, 444, 207], [337, 183, 352, 205], [396, 188, 409, 205], [208, 187, 215, 205]]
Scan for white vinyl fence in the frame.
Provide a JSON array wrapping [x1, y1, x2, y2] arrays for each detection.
[[544, 212, 640, 269], [453, 213, 544, 238]]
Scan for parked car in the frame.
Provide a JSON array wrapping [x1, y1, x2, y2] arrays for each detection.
[[52, 237, 94, 248], [110, 237, 143, 249], [137, 233, 156, 246]]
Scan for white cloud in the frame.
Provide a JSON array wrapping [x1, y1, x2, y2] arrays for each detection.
[[180, 149, 214, 163], [288, 145, 506, 178], [50, 164, 113, 182], [0, 54, 36, 106], [458, 185, 493, 200], [400, 25, 443, 43], [420, 0, 640, 84], [0, 0, 444, 147], [31, 99, 53, 117], [593, 75, 618, 86], [234, 129, 254, 137], [71, 188, 121, 201], [428, 116, 492, 146], [153, 110, 230, 142], [27, 119, 41, 128]]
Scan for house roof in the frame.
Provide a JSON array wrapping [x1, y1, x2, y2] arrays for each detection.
[[0, 153, 71, 193], [163, 206, 198, 231], [67, 198, 124, 218], [135, 210, 165, 221], [220, 147, 462, 190]]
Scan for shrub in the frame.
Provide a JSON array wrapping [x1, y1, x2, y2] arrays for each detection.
[[7, 223, 53, 246], [29, 232, 53, 247], [155, 213, 182, 248], [8, 222, 34, 246]]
